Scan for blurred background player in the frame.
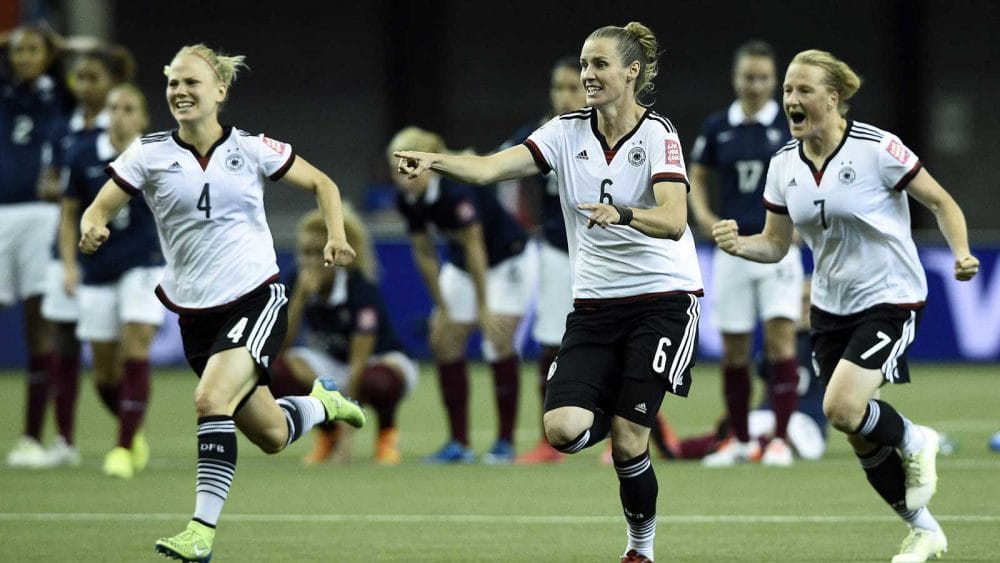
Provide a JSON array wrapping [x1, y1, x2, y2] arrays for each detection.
[[271, 205, 417, 465], [57, 83, 164, 478], [687, 39, 803, 467], [395, 22, 702, 563], [499, 55, 585, 464], [79, 44, 366, 562], [713, 49, 979, 562], [1, 23, 73, 468], [41, 44, 137, 468], [388, 126, 534, 464]]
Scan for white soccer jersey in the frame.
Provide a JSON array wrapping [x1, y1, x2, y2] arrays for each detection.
[[525, 107, 703, 300], [762, 120, 926, 315], [108, 127, 294, 311]]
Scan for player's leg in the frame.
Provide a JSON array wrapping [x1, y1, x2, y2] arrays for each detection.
[[40, 258, 83, 466], [480, 312, 521, 463], [279, 347, 351, 464], [359, 352, 416, 465], [610, 416, 657, 563]]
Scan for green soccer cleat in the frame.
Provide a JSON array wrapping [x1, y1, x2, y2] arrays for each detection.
[[310, 379, 366, 429], [102, 446, 134, 479], [891, 527, 947, 562], [131, 430, 150, 473], [903, 426, 939, 509], [155, 520, 215, 562]]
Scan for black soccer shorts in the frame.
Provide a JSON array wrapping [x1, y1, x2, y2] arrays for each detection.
[[178, 281, 289, 385], [810, 303, 923, 385], [543, 292, 701, 427]]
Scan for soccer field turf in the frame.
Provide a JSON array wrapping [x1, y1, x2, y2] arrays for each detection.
[[1, 362, 997, 561]]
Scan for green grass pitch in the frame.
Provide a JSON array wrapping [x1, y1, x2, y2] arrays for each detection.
[[1, 362, 997, 561]]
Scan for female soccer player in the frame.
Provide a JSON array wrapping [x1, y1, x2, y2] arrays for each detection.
[[688, 40, 803, 467], [713, 49, 979, 563], [78, 44, 366, 562], [57, 84, 162, 478], [396, 22, 701, 563], [43, 45, 137, 468], [275, 206, 417, 465], [389, 126, 532, 464]]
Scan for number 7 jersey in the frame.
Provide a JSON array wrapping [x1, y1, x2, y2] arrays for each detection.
[[107, 127, 295, 312], [762, 120, 926, 315]]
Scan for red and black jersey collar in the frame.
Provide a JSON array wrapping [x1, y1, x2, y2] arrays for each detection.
[[172, 125, 234, 162], [589, 108, 651, 153]]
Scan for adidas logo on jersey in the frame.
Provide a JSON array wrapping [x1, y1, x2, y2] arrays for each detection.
[[788, 178, 797, 187], [576, 150, 589, 160], [168, 161, 182, 171], [634, 402, 647, 414]]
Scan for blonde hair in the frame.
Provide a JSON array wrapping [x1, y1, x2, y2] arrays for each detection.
[[163, 44, 248, 89], [386, 126, 448, 158], [298, 204, 378, 281], [790, 49, 862, 117], [587, 22, 660, 104]]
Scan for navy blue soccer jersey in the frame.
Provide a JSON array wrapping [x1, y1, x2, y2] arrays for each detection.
[[396, 177, 528, 269], [505, 120, 567, 251], [64, 130, 163, 284], [690, 100, 790, 234], [0, 74, 72, 204], [298, 270, 405, 364]]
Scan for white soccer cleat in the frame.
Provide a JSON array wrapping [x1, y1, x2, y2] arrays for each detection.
[[903, 426, 939, 509], [891, 527, 947, 562], [46, 436, 81, 467], [702, 438, 759, 467], [760, 437, 794, 467], [6, 436, 52, 468]]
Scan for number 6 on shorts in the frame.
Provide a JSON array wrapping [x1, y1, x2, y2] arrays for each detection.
[[651, 336, 672, 373]]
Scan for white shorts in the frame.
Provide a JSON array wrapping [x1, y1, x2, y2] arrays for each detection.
[[41, 259, 79, 322], [711, 245, 804, 333], [286, 346, 418, 395], [439, 247, 536, 324], [532, 241, 572, 346], [76, 266, 166, 341], [0, 202, 59, 305], [748, 409, 827, 460]]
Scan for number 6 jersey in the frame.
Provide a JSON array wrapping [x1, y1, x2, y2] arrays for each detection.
[[762, 120, 926, 315], [524, 107, 703, 300], [107, 127, 295, 312]]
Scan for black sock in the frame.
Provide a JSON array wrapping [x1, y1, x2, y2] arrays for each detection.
[[854, 399, 905, 447], [193, 416, 237, 527], [551, 411, 611, 454], [857, 445, 913, 519], [615, 450, 657, 558]]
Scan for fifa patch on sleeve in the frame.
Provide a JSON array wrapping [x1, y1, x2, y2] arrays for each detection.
[[886, 139, 910, 165], [262, 136, 286, 154], [665, 139, 682, 166], [357, 307, 378, 331], [456, 201, 476, 223]]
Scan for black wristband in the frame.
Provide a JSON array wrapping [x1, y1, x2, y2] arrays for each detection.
[[614, 204, 634, 226]]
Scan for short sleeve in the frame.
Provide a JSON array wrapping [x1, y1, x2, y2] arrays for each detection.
[[350, 279, 381, 334], [761, 156, 788, 214], [256, 134, 296, 181], [444, 188, 480, 229], [878, 135, 922, 192], [649, 124, 689, 189], [688, 117, 716, 167], [395, 193, 427, 234], [524, 117, 562, 175], [63, 163, 83, 200], [106, 137, 146, 196]]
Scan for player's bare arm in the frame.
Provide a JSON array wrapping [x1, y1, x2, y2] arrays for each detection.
[[280, 155, 356, 267], [579, 181, 688, 240], [409, 232, 447, 313], [57, 197, 82, 295], [79, 179, 131, 254], [713, 210, 794, 263], [454, 223, 502, 343], [395, 145, 540, 186], [905, 168, 979, 281], [346, 333, 377, 397], [687, 164, 720, 238]]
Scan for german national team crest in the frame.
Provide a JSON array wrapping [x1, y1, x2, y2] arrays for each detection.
[[838, 166, 856, 185], [225, 152, 245, 173], [628, 146, 646, 167]]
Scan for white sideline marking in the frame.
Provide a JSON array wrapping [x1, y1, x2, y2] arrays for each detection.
[[0, 513, 997, 524]]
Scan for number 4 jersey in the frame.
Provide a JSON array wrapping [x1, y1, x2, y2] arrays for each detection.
[[524, 107, 703, 300], [762, 120, 926, 315], [107, 127, 295, 312]]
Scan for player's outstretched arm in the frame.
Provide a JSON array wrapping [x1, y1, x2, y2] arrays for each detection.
[[58, 197, 82, 295], [280, 155, 356, 268], [79, 180, 130, 254], [713, 211, 794, 263], [905, 168, 979, 281], [394, 145, 540, 186]]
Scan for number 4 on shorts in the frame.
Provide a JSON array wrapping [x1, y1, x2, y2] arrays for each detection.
[[227, 317, 249, 344]]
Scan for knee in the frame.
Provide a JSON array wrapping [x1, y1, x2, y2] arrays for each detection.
[[429, 328, 462, 362], [193, 388, 229, 418], [823, 395, 864, 434], [249, 430, 286, 455], [542, 412, 587, 451], [359, 365, 404, 408], [610, 423, 649, 461]]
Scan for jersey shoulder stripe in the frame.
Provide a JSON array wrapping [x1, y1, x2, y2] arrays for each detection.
[[559, 107, 592, 121], [648, 112, 677, 134], [852, 121, 886, 138], [848, 132, 883, 144], [140, 131, 171, 144], [774, 140, 798, 156], [237, 129, 256, 137]]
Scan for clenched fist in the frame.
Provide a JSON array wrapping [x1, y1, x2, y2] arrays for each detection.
[[712, 219, 741, 256]]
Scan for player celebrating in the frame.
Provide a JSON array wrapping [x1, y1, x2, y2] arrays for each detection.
[[78, 44, 366, 562], [713, 49, 979, 563], [396, 22, 702, 563], [688, 40, 803, 467], [389, 126, 532, 464]]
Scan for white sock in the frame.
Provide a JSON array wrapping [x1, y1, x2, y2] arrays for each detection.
[[900, 419, 926, 455], [275, 396, 327, 446], [906, 507, 942, 532]]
